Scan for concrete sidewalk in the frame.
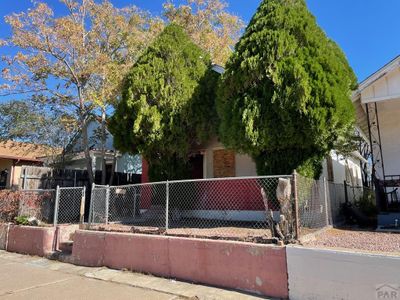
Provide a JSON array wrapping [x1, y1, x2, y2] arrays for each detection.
[[0, 251, 269, 300]]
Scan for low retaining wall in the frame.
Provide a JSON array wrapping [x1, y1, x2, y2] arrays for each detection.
[[287, 246, 400, 300], [0, 223, 10, 250], [7, 225, 56, 256], [72, 230, 288, 298]]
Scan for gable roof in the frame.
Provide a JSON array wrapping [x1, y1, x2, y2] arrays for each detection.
[[352, 55, 400, 138], [356, 55, 400, 94], [0, 141, 55, 161]]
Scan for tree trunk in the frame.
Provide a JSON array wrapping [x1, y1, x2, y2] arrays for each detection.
[[82, 118, 94, 185], [101, 108, 107, 185], [78, 86, 94, 185]]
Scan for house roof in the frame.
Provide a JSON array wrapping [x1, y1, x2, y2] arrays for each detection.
[[355, 55, 400, 94], [211, 64, 225, 74], [352, 54, 400, 140], [0, 141, 55, 162]]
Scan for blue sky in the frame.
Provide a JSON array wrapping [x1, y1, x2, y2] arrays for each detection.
[[0, 0, 399, 96]]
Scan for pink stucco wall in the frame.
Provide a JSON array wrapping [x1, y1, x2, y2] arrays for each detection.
[[0, 223, 10, 250], [168, 237, 287, 298], [72, 230, 288, 298], [7, 225, 56, 256]]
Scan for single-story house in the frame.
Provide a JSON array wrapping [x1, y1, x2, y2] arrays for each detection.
[[142, 65, 365, 187], [0, 141, 52, 189], [138, 65, 365, 222], [353, 55, 400, 226]]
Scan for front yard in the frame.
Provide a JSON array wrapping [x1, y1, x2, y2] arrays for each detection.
[[89, 222, 274, 244]]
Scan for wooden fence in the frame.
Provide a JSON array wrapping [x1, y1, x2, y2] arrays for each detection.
[[19, 166, 141, 190]]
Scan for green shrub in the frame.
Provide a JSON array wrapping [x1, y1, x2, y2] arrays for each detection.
[[14, 215, 29, 225]]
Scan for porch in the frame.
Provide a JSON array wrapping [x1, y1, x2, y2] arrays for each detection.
[[353, 56, 400, 225]]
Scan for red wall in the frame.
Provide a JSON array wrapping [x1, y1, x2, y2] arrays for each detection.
[[141, 159, 149, 183], [190, 180, 265, 211], [72, 230, 288, 298], [141, 158, 273, 211]]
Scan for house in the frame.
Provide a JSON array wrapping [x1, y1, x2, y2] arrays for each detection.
[[139, 65, 365, 223], [142, 65, 365, 187], [63, 118, 142, 179], [0, 141, 53, 189], [353, 55, 400, 226]]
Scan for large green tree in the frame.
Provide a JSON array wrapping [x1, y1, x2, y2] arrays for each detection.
[[109, 24, 218, 181], [217, 0, 357, 178]]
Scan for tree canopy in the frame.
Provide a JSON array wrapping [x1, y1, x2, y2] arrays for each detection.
[[0, 100, 73, 148], [109, 24, 219, 181], [163, 0, 244, 65], [0, 0, 161, 183], [0, 0, 242, 183], [217, 0, 357, 178]]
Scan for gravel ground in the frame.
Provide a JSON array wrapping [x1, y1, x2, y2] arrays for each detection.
[[89, 223, 273, 244], [303, 227, 400, 254]]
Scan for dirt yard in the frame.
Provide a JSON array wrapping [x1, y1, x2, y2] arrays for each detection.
[[302, 227, 400, 254], [89, 223, 274, 244]]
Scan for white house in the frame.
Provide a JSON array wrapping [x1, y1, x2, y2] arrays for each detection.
[[353, 55, 400, 226], [186, 136, 364, 185]]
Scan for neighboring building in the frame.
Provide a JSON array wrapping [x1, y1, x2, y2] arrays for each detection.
[[0, 141, 52, 189], [63, 118, 141, 177], [353, 55, 400, 226]]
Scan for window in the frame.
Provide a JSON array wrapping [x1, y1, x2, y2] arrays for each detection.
[[213, 149, 235, 178]]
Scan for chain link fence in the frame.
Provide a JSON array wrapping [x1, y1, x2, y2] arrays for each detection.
[[296, 174, 330, 237], [2, 173, 354, 242], [328, 182, 346, 224], [0, 186, 86, 226], [89, 176, 299, 242], [19, 189, 56, 223], [89, 183, 167, 228], [54, 186, 86, 226]]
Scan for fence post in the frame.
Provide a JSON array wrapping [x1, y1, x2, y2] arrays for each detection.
[[344, 180, 349, 204], [165, 181, 169, 230], [53, 185, 60, 227], [105, 185, 110, 225], [87, 183, 95, 229], [323, 177, 329, 226], [292, 170, 300, 240], [79, 186, 86, 228], [23, 167, 28, 190]]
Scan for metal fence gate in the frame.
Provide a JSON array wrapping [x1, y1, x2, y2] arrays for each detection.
[[53, 186, 86, 226]]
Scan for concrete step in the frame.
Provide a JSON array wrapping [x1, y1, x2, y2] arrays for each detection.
[[59, 240, 73, 254]]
